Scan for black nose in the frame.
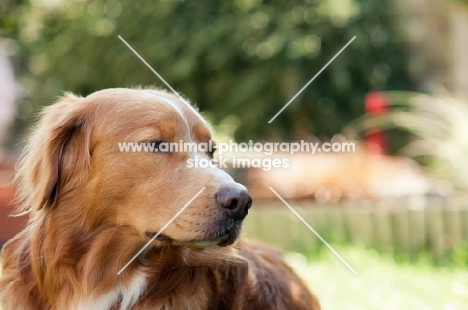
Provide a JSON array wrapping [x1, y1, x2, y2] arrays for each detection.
[[216, 187, 252, 220]]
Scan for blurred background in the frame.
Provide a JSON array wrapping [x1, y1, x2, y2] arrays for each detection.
[[1, 0, 468, 309]]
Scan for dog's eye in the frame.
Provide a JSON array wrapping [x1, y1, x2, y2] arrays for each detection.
[[146, 140, 171, 153], [207, 141, 217, 158]]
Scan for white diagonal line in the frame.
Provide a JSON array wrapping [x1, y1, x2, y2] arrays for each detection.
[[117, 187, 206, 275], [268, 187, 357, 274], [268, 36, 356, 123], [118, 35, 207, 123]]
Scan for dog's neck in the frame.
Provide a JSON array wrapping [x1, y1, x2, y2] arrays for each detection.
[[21, 209, 245, 309]]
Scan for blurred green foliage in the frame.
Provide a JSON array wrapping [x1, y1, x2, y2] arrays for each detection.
[[356, 92, 468, 191], [1, 0, 413, 142]]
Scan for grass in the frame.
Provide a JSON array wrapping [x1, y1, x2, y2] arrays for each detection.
[[286, 246, 468, 310], [1, 247, 467, 310]]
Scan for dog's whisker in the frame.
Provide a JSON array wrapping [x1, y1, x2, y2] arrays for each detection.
[[102, 225, 120, 255]]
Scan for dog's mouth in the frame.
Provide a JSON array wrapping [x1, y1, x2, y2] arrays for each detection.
[[146, 220, 242, 249]]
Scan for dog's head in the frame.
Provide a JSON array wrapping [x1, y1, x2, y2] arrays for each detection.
[[16, 88, 251, 248]]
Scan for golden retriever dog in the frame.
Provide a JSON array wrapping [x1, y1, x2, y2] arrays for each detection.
[[0, 88, 320, 309]]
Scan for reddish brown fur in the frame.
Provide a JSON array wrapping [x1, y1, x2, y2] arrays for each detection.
[[0, 88, 320, 310]]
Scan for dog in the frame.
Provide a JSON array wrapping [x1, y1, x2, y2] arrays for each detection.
[[0, 88, 320, 309]]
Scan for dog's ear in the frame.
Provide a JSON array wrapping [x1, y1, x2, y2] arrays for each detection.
[[15, 93, 93, 214]]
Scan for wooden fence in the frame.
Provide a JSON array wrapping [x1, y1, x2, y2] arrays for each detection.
[[241, 199, 468, 261]]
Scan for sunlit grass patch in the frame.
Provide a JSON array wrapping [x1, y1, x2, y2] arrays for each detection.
[[286, 246, 468, 310]]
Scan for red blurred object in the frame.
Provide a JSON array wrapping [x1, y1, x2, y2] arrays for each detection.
[[0, 156, 27, 245], [365, 92, 388, 155]]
